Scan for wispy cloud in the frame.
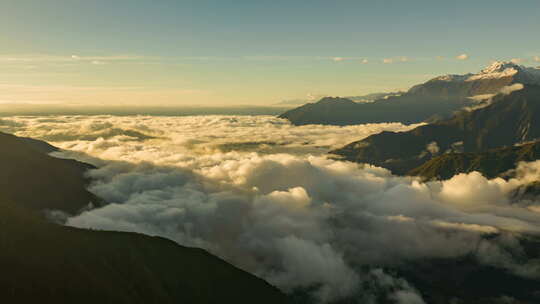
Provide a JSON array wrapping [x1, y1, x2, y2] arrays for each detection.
[[382, 56, 409, 64], [456, 54, 469, 60], [0, 54, 147, 64]]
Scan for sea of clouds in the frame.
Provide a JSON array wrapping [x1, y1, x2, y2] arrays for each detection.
[[3, 115, 540, 303]]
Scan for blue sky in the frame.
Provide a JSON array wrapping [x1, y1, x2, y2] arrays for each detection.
[[1, 0, 539, 105]]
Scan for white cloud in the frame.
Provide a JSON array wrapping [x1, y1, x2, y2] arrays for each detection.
[[333, 57, 345, 62], [361, 59, 369, 64], [382, 56, 409, 64], [6, 115, 540, 303], [399, 56, 410, 62], [426, 141, 439, 155], [456, 54, 469, 60], [372, 269, 426, 304], [0, 54, 146, 63], [9, 115, 421, 156], [534, 56, 540, 63], [465, 83, 524, 111], [270, 236, 360, 301], [499, 83, 524, 95], [510, 58, 526, 64]]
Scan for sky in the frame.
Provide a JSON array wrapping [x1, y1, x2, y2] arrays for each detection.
[[1, 0, 539, 106]]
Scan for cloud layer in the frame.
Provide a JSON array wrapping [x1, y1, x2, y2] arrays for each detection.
[[4, 115, 540, 303]]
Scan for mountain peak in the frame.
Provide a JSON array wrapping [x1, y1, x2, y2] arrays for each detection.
[[480, 61, 522, 74], [466, 61, 524, 81], [430, 61, 532, 83]]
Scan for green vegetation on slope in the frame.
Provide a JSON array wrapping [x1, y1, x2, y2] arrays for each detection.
[[408, 141, 540, 180], [331, 85, 540, 175]]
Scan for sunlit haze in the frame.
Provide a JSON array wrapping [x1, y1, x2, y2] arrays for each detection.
[[1, 0, 539, 106], [2, 2, 540, 304]]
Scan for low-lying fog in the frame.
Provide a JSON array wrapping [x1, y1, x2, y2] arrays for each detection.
[[3, 115, 540, 304]]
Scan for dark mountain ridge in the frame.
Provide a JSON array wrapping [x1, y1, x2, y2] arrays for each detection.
[[0, 132, 290, 303], [0, 201, 289, 304], [331, 84, 540, 175], [280, 62, 540, 126], [325, 83, 540, 303], [408, 140, 540, 180], [0, 132, 101, 214]]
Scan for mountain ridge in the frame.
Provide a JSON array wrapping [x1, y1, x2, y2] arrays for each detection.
[[0, 132, 291, 304], [330, 84, 540, 175], [0, 131, 102, 214], [279, 61, 540, 126], [407, 140, 540, 180]]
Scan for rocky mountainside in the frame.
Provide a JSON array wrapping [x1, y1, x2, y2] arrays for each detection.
[[323, 82, 540, 304], [0, 132, 290, 304], [331, 84, 540, 175], [280, 62, 540, 126], [408, 140, 540, 180]]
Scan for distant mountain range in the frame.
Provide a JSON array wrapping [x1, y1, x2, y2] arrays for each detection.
[[280, 61, 540, 126], [347, 91, 404, 103], [275, 91, 403, 106], [0, 132, 289, 304], [331, 84, 540, 175]]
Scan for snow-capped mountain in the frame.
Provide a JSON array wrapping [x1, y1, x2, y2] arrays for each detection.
[[472, 61, 540, 81], [279, 61, 540, 126], [429, 61, 540, 85], [407, 61, 540, 99]]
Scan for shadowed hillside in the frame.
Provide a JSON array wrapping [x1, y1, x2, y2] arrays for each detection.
[[408, 141, 540, 180], [0, 201, 289, 304], [0, 132, 102, 214], [0, 132, 290, 304], [331, 85, 540, 175]]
